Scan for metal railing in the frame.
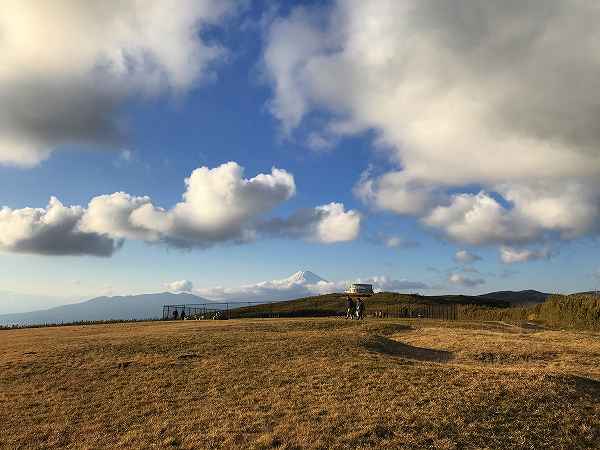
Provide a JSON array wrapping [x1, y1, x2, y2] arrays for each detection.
[[162, 302, 462, 321]]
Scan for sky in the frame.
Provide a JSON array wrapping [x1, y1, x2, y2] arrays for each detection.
[[1, 0, 600, 310]]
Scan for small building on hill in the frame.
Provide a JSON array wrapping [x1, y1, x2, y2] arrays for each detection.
[[346, 283, 374, 296]]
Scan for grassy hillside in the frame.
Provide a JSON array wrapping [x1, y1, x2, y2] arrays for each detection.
[[1, 318, 598, 449], [460, 293, 600, 330], [229, 292, 509, 319], [535, 294, 600, 329], [477, 289, 550, 305], [231, 292, 600, 331]]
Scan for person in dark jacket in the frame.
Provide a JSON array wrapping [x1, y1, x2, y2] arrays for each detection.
[[356, 298, 364, 320], [346, 296, 355, 319], [172, 309, 179, 320]]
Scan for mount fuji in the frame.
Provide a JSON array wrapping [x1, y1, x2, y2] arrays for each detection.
[[196, 270, 336, 303], [0, 271, 332, 326], [279, 270, 328, 286]]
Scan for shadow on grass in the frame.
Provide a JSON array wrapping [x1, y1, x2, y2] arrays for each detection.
[[362, 323, 413, 336], [564, 374, 600, 392], [362, 335, 453, 362]]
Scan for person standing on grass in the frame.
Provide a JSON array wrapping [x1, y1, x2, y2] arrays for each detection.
[[356, 298, 364, 320], [346, 296, 355, 319], [172, 309, 179, 320]]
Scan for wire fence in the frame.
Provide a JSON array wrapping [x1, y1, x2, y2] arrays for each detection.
[[368, 304, 459, 320], [162, 302, 295, 320], [161, 302, 462, 321]]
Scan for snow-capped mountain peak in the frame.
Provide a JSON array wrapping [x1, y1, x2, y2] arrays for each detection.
[[194, 270, 332, 303], [286, 270, 327, 285]]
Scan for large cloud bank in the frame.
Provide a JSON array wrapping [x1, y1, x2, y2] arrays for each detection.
[[264, 0, 600, 249], [196, 270, 428, 302], [81, 162, 297, 248], [0, 162, 360, 256], [0, 197, 120, 256], [0, 0, 232, 166]]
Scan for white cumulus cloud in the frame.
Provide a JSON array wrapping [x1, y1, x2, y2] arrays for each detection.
[[166, 280, 194, 293], [263, 0, 600, 248], [0, 162, 360, 256], [422, 192, 537, 246], [312, 203, 361, 243], [0, 197, 120, 256], [82, 162, 296, 248], [258, 202, 361, 244], [0, 0, 233, 167]]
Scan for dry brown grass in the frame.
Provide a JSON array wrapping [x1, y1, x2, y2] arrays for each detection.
[[0, 318, 598, 449]]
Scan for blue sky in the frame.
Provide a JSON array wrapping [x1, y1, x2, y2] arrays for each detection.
[[1, 0, 599, 308]]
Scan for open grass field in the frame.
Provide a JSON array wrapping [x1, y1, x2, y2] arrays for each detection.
[[1, 318, 599, 449]]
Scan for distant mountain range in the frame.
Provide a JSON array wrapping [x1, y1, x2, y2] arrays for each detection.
[[0, 292, 208, 326], [0, 271, 553, 326], [0, 271, 331, 326]]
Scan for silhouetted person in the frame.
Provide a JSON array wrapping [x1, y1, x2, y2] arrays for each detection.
[[356, 298, 364, 320], [346, 296, 355, 319], [172, 310, 179, 320], [180, 309, 186, 320]]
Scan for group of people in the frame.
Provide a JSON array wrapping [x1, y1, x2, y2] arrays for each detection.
[[172, 309, 185, 320], [345, 296, 365, 320], [170, 309, 225, 320]]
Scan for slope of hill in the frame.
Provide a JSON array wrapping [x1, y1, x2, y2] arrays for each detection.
[[229, 291, 510, 318], [478, 289, 550, 305], [0, 292, 208, 326], [460, 293, 600, 331]]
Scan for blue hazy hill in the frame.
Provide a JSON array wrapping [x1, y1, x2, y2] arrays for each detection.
[[0, 292, 208, 326]]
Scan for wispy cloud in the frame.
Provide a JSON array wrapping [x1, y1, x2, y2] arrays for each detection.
[[454, 249, 482, 264], [500, 246, 555, 264], [448, 273, 485, 288], [367, 233, 419, 249]]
